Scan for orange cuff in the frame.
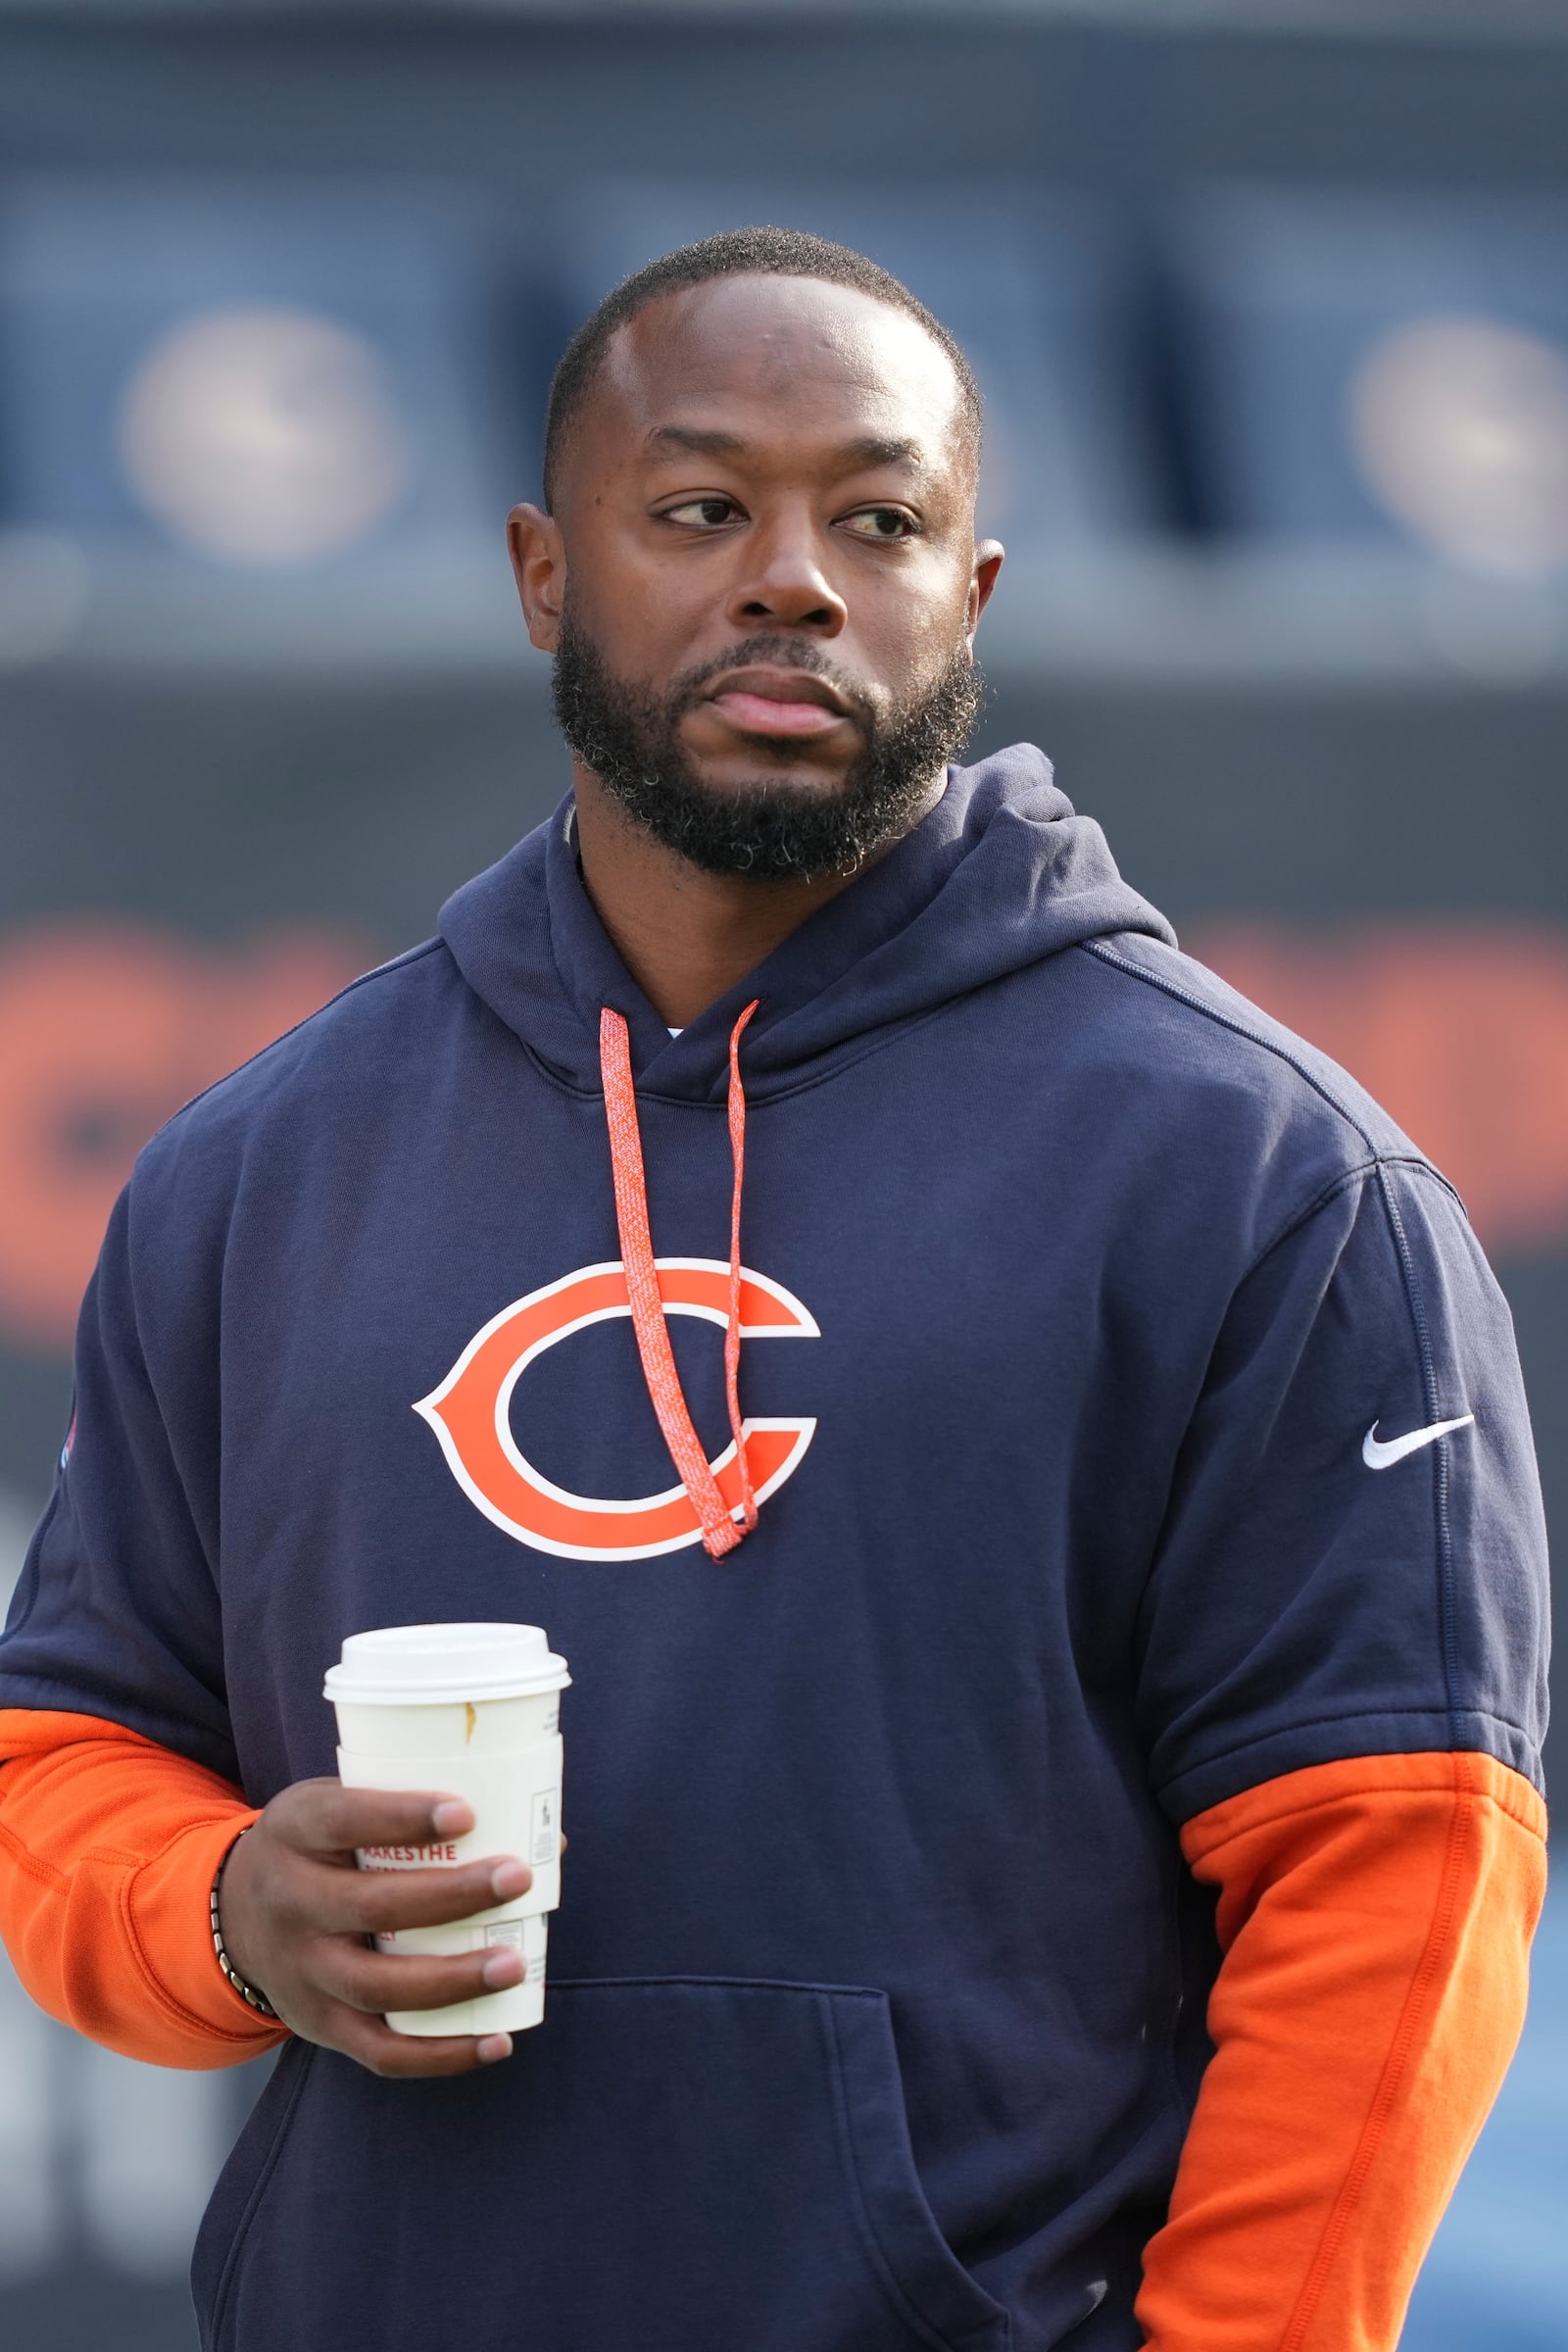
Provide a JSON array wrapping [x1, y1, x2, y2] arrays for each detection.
[[1136, 1749, 1546, 2352], [0, 1708, 288, 2069]]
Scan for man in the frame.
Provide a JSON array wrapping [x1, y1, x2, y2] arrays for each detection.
[[0, 229, 1548, 2352]]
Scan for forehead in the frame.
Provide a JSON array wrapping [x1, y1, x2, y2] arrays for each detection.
[[589, 273, 969, 474]]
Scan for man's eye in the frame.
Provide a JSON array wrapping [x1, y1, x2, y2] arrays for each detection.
[[662, 498, 740, 528], [841, 508, 916, 540]]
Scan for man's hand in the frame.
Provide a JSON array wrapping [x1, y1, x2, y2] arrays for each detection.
[[217, 1779, 532, 2078]]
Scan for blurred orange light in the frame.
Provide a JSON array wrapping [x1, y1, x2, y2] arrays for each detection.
[[1195, 921, 1568, 1252], [0, 921, 368, 1353]]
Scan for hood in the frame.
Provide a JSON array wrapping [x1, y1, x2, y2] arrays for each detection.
[[439, 742, 1174, 1105]]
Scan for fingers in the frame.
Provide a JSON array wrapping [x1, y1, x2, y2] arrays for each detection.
[[325, 2009, 516, 2080], [339, 1856, 532, 1936], [269, 1779, 478, 1859], [315, 1936, 526, 2017], [254, 1783, 531, 1931]]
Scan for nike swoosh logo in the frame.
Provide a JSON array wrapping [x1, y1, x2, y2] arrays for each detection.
[[1362, 1413, 1475, 1470]]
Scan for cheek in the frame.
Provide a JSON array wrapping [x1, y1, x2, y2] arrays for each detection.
[[570, 532, 708, 666], [855, 560, 972, 682]]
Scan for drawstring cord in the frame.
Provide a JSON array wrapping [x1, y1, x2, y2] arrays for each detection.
[[724, 1004, 760, 1541], [600, 1002, 760, 1560]]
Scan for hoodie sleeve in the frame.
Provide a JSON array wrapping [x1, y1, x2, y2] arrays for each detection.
[[1134, 1158, 1548, 1819], [1129, 1154, 1548, 2349], [0, 1182, 272, 2060], [0, 1184, 238, 1776]]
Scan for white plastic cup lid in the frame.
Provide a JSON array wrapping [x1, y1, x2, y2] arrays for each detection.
[[323, 1622, 570, 1706]]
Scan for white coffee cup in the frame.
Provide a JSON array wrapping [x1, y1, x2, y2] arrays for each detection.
[[323, 1622, 569, 2037]]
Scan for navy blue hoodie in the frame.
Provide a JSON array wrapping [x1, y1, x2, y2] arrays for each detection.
[[0, 748, 1548, 2352]]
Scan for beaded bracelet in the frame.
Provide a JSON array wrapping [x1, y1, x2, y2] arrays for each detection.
[[210, 1833, 279, 2020]]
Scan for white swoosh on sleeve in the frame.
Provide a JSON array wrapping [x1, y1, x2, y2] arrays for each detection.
[[1362, 1413, 1475, 1470]]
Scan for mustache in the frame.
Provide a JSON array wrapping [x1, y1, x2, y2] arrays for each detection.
[[667, 635, 878, 726]]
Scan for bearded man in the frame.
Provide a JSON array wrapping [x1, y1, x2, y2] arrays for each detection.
[[0, 230, 1547, 2352]]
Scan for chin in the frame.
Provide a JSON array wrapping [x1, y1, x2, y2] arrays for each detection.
[[688, 752, 854, 802]]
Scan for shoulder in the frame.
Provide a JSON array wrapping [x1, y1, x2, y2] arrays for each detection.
[[1073, 930, 1420, 1154], [129, 937, 466, 1192], [1062, 929, 1459, 1243]]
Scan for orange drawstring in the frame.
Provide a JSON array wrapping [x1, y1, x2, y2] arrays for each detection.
[[600, 1002, 760, 1559], [725, 1002, 760, 1537]]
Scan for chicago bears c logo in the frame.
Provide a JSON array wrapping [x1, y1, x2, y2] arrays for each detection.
[[415, 1258, 818, 1560]]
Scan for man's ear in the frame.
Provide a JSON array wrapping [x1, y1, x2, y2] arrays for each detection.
[[967, 540, 1004, 644], [508, 504, 566, 654]]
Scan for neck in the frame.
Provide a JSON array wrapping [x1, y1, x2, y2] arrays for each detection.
[[571, 764, 940, 1029]]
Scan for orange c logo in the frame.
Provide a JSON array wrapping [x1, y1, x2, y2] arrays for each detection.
[[415, 1258, 818, 1560]]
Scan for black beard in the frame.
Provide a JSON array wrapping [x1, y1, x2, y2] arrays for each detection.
[[552, 612, 984, 881]]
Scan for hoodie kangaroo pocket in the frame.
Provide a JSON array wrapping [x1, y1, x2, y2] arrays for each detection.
[[198, 1977, 1011, 2352]]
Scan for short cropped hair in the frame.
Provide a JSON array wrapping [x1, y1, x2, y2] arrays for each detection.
[[542, 225, 982, 511]]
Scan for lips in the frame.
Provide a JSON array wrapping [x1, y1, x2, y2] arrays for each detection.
[[703, 665, 853, 740]]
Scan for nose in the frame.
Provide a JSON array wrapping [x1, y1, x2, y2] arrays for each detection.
[[728, 512, 848, 637]]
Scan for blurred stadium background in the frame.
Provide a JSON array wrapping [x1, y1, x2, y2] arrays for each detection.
[[0, 1, 1564, 2343]]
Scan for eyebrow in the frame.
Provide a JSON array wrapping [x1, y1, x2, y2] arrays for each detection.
[[644, 425, 928, 473], [645, 425, 748, 459]]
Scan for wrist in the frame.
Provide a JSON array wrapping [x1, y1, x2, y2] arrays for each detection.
[[121, 1803, 282, 2049], [211, 1829, 278, 2020]]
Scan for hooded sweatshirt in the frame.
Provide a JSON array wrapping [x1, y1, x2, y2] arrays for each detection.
[[0, 748, 1548, 2352]]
